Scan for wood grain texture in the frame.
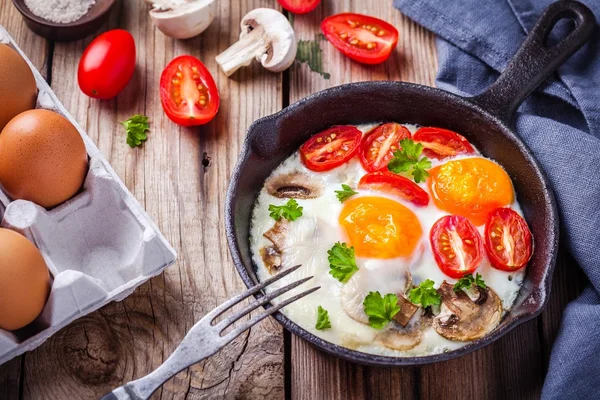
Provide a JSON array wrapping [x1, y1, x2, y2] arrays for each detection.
[[0, 0, 584, 399], [2, 0, 283, 399]]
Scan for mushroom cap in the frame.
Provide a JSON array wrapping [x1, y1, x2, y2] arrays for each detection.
[[375, 313, 431, 351], [265, 172, 325, 199], [240, 8, 297, 72], [148, 0, 216, 39], [260, 246, 282, 275], [263, 220, 289, 252], [433, 281, 503, 341]]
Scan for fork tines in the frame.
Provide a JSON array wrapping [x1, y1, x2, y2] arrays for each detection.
[[205, 264, 319, 339]]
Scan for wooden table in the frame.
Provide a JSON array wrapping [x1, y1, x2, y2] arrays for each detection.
[[0, 1, 586, 399]]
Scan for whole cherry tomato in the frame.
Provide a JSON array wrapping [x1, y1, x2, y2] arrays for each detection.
[[78, 30, 136, 99]]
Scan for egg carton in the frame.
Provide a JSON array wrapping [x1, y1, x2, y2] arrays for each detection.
[[0, 26, 177, 365]]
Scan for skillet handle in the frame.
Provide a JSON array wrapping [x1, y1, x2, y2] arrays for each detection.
[[469, 0, 595, 124]]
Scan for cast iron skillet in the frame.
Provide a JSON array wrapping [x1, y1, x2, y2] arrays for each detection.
[[226, 1, 595, 366]]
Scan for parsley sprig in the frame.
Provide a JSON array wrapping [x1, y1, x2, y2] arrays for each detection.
[[408, 279, 441, 308], [453, 273, 487, 293], [335, 184, 358, 203], [327, 242, 359, 283], [387, 138, 432, 183], [315, 306, 332, 330], [363, 291, 401, 329], [122, 114, 150, 148], [269, 199, 303, 221]]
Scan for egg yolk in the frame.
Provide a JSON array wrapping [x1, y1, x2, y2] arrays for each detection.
[[428, 158, 514, 226], [339, 196, 422, 259]]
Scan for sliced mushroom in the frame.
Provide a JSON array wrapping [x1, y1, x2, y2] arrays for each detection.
[[265, 172, 324, 199], [259, 246, 282, 275], [393, 295, 419, 327], [341, 266, 412, 324], [375, 313, 431, 351], [215, 8, 297, 77], [263, 219, 288, 252], [433, 281, 502, 341], [145, 0, 216, 39]]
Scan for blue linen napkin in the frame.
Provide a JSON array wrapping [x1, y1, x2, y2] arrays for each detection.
[[392, 0, 600, 397]]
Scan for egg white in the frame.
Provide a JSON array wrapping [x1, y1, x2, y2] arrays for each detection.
[[249, 123, 526, 357]]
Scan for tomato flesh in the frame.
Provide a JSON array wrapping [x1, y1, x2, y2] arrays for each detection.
[[278, 0, 320, 14], [413, 127, 475, 160], [321, 13, 399, 64], [359, 123, 411, 172], [300, 126, 362, 172], [485, 208, 533, 271], [430, 215, 484, 278], [160, 55, 219, 127], [358, 171, 429, 207], [78, 29, 136, 99]]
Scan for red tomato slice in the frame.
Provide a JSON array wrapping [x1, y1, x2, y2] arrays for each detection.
[[78, 29, 136, 99], [300, 126, 362, 172], [160, 55, 219, 127], [430, 215, 484, 278], [321, 13, 399, 65], [359, 123, 411, 172], [358, 171, 429, 207], [278, 0, 320, 14], [484, 208, 533, 271], [413, 127, 475, 160]]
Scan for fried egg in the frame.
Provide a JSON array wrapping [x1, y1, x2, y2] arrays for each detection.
[[249, 123, 527, 357]]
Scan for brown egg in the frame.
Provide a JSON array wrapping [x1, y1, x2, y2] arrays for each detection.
[[0, 109, 88, 208], [0, 228, 50, 331], [0, 44, 37, 131]]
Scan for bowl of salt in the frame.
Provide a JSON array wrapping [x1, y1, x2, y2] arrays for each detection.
[[12, 0, 117, 42]]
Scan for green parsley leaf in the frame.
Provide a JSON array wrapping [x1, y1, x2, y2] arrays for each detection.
[[335, 184, 358, 203], [268, 199, 303, 221], [387, 138, 432, 183], [315, 306, 332, 330], [409, 279, 441, 308], [328, 242, 359, 283], [453, 273, 487, 292], [412, 157, 432, 183], [363, 291, 401, 329], [122, 115, 150, 148]]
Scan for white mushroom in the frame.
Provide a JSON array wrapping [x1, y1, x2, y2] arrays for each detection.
[[433, 281, 503, 341], [215, 8, 297, 77], [145, 0, 216, 39], [375, 313, 431, 351], [265, 172, 325, 199]]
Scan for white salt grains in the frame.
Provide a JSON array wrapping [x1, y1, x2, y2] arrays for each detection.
[[24, 0, 96, 24]]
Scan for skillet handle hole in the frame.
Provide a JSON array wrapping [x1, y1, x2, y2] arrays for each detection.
[[543, 15, 577, 48]]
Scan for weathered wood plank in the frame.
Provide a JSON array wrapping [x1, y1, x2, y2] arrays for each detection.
[[0, 0, 283, 398], [288, 2, 436, 399]]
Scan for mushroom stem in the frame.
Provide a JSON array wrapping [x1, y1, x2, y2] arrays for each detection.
[[216, 27, 268, 77]]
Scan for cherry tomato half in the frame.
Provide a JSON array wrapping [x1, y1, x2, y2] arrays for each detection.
[[300, 125, 362, 172], [484, 208, 533, 271], [413, 127, 475, 160], [160, 55, 220, 127], [358, 171, 429, 207], [78, 30, 136, 99], [278, 0, 320, 14], [430, 215, 484, 278], [359, 123, 411, 172], [321, 13, 399, 65]]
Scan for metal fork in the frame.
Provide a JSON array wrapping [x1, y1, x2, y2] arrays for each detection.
[[101, 264, 317, 400]]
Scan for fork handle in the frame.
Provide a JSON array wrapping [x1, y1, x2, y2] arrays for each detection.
[[101, 336, 222, 400]]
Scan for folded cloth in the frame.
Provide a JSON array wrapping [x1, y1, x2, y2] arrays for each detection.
[[392, 0, 600, 397]]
